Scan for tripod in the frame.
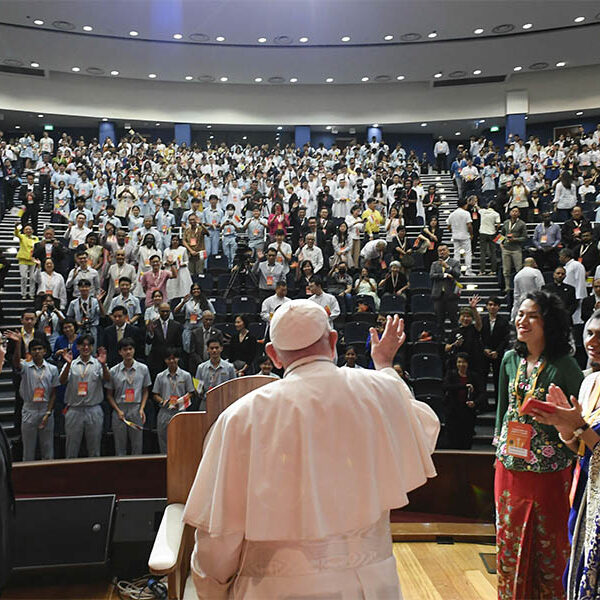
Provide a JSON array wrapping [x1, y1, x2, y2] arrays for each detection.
[[223, 262, 259, 299]]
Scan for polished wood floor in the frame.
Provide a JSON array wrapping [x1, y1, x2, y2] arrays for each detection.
[[3, 543, 497, 599]]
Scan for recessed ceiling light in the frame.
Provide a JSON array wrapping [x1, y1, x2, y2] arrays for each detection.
[[257, 37, 267, 43], [71, 66, 80, 72], [216, 36, 225, 42], [173, 33, 183, 40], [129, 30, 139, 36], [102, 118, 108, 121], [428, 31, 438, 38], [37, 114, 44, 118], [325, 77, 334, 82], [341, 36, 351, 42], [361, 76, 369, 82], [33, 20, 44, 26], [576, 111, 584, 116], [513, 66, 523, 71], [479, 119, 486, 123], [384, 34, 394, 41], [242, 136, 247, 140], [148, 73, 157, 78], [30, 61, 40, 68], [574, 16, 585, 23], [556, 61, 566, 67], [299, 36, 309, 43], [155, 123, 160, 126], [372, 123, 379, 127], [206, 125, 212, 129], [209, 135, 214, 139], [289, 77, 298, 83], [82, 25, 93, 32], [522, 23, 533, 29], [277, 126, 283, 130], [185, 75, 194, 80], [254, 77, 263, 82], [326, 126, 332, 130], [474, 28, 484, 34], [110, 70, 119, 76], [421, 122, 428, 127], [396, 75, 405, 80], [219, 76, 228, 82], [455, 131, 461, 135], [473, 69, 482, 75], [15, 125, 20, 129], [433, 72, 443, 78]]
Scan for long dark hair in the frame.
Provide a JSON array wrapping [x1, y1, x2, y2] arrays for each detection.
[[514, 290, 571, 360]]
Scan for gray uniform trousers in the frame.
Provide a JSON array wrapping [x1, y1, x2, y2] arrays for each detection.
[[112, 403, 143, 456], [65, 404, 103, 458], [22, 407, 54, 461], [157, 406, 180, 454]]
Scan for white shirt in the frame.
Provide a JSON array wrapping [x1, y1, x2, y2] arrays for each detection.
[[260, 294, 291, 323], [512, 267, 545, 320], [447, 207, 472, 241], [182, 360, 439, 599], [433, 141, 449, 156], [479, 207, 501, 236], [298, 245, 324, 274], [564, 258, 587, 300], [308, 291, 341, 323]]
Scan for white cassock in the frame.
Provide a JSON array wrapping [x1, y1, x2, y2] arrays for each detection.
[[565, 258, 587, 324], [183, 356, 440, 599]]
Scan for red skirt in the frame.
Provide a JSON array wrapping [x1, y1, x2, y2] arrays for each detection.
[[495, 461, 571, 600]]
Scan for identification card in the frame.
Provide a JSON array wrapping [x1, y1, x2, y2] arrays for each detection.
[[472, 212, 478, 220], [45, 289, 53, 295], [33, 387, 45, 402], [73, 240, 79, 248], [506, 421, 532, 458], [540, 235, 547, 243], [253, 229, 260, 236], [168, 395, 179, 408], [77, 381, 88, 396], [534, 208, 540, 215], [190, 237, 197, 246], [46, 249, 52, 258], [324, 305, 331, 316], [144, 258, 150, 267], [124, 388, 136, 403], [190, 313, 198, 324], [266, 275, 274, 286], [44, 325, 51, 335], [114, 278, 119, 288], [574, 227, 581, 236]]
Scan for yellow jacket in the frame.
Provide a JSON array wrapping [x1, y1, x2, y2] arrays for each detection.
[[14, 227, 39, 265]]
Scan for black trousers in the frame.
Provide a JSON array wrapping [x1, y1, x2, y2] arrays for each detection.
[[436, 154, 448, 173], [433, 295, 458, 330], [20, 203, 39, 235]]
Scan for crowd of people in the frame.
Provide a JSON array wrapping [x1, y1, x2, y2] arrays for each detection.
[[1, 124, 600, 597]]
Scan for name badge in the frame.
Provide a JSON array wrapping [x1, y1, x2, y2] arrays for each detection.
[[190, 313, 198, 324], [124, 388, 136, 403], [266, 275, 274, 286], [253, 229, 260, 236], [190, 237, 197, 246], [73, 240, 79, 248], [43, 325, 51, 335], [534, 208, 540, 215], [33, 387, 45, 402], [114, 278, 119, 288], [574, 227, 581, 235], [77, 381, 88, 396], [506, 421, 532, 458], [168, 395, 179, 408]]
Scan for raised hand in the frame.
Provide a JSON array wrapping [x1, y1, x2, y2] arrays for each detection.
[[369, 315, 406, 370], [63, 350, 74, 364], [4, 330, 22, 343], [97, 347, 107, 365], [468, 294, 481, 309]]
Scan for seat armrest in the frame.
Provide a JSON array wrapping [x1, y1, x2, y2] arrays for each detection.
[[149, 503, 186, 574]]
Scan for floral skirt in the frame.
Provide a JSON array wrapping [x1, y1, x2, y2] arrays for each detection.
[[495, 461, 571, 600]]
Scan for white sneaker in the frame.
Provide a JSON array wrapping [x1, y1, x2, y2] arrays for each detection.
[[465, 270, 475, 276]]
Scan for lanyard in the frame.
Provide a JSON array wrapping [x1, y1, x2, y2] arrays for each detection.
[[513, 358, 546, 408], [123, 365, 135, 386], [78, 360, 91, 380]]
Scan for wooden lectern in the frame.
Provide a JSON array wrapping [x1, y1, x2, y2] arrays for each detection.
[[148, 375, 275, 599]]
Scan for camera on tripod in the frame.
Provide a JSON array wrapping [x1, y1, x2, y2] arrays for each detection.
[[233, 244, 254, 271]]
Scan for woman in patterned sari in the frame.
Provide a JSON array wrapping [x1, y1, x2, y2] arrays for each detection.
[[531, 309, 600, 599], [494, 290, 584, 599]]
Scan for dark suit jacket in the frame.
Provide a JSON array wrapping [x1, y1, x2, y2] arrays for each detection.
[[543, 282, 577, 316], [561, 218, 592, 249], [32, 239, 66, 266], [430, 258, 461, 299], [189, 326, 224, 375], [18, 184, 43, 206], [480, 314, 510, 355], [100, 324, 143, 367], [581, 294, 600, 323], [146, 319, 184, 375]]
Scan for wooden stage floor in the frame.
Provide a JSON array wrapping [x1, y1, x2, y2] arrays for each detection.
[[3, 542, 497, 600]]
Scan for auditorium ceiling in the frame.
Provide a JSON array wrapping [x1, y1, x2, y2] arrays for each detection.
[[0, 0, 598, 85]]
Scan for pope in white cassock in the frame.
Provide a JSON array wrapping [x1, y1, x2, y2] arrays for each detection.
[[183, 300, 440, 598]]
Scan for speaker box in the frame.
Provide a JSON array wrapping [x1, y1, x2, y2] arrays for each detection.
[[13, 495, 115, 569], [111, 498, 166, 578]]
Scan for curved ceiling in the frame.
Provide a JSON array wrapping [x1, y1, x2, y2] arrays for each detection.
[[0, 0, 599, 84]]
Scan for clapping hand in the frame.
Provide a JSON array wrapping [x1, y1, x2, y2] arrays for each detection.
[[97, 347, 107, 365], [468, 295, 480, 309]]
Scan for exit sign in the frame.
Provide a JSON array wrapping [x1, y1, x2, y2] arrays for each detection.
[[44, 124, 54, 131]]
